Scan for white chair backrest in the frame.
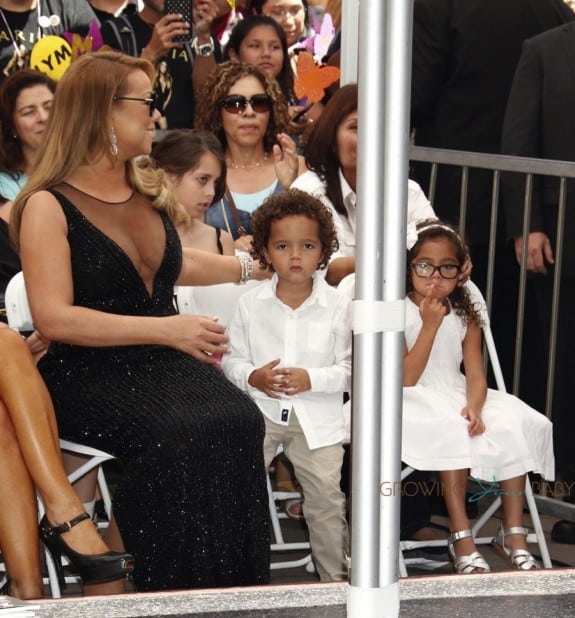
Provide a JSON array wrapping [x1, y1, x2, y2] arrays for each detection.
[[5, 271, 34, 332], [175, 280, 263, 328]]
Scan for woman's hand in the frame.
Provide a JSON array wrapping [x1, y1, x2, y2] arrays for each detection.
[[234, 234, 254, 253], [166, 314, 229, 365], [25, 330, 50, 362], [287, 105, 309, 136], [458, 255, 473, 286], [272, 133, 301, 188]]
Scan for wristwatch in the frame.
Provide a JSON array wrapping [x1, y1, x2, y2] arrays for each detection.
[[191, 37, 214, 57]]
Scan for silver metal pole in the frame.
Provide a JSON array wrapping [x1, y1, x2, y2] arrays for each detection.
[[340, 0, 359, 84], [348, 1, 412, 616]]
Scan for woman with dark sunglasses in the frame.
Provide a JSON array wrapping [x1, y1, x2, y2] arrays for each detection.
[[195, 61, 306, 252], [11, 51, 271, 593]]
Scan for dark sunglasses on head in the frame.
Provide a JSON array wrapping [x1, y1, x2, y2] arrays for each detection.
[[113, 93, 157, 117], [219, 94, 272, 115]]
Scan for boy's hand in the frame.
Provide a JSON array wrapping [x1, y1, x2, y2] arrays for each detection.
[[461, 406, 485, 436], [248, 358, 284, 399], [279, 367, 311, 395]]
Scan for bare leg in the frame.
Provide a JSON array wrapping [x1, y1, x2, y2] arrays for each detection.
[[440, 469, 486, 572], [0, 328, 127, 595], [0, 402, 43, 599], [500, 475, 529, 552]]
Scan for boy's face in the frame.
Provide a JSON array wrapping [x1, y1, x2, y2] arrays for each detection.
[[264, 215, 324, 284]]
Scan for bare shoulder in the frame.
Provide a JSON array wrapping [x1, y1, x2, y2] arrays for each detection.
[[20, 190, 67, 237]]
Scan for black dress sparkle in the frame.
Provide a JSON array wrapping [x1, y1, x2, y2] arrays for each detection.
[[37, 186, 270, 592]]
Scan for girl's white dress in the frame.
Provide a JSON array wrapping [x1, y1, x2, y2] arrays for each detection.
[[402, 297, 555, 482]]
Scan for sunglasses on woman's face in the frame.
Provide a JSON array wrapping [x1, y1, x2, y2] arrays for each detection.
[[113, 93, 157, 117], [219, 94, 272, 115]]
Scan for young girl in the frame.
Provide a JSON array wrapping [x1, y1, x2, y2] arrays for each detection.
[[222, 188, 351, 581], [402, 219, 555, 574], [151, 129, 234, 255]]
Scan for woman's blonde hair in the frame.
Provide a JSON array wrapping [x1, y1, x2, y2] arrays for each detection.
[[11, 51, 185, 248]]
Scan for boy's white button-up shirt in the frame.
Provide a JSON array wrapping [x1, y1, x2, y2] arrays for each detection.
[[222, 273, 352, 450]]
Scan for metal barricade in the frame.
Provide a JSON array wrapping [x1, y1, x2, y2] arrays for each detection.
[[409, 146, 575, 520]]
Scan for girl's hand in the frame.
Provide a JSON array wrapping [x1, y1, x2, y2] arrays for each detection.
[[234, 234, 254, 253], [419, 289, 446, 330], [248, 358, 285, 398], [272, 132, 300, 188], [167, 314, 228, 365], [461, 406, 485, 436], [278, 367, 311, 396]]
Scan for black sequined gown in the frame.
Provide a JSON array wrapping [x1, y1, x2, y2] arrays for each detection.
[[37, 186, 270, 592]]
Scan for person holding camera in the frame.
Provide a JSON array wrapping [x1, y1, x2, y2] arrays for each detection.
[[100, 0, 220, 128]]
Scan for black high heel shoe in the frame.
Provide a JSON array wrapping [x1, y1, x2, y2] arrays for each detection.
[[39, 513, 135, 586]]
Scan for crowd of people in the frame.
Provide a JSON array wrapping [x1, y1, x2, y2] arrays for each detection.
[[0, 0, 573, 602]]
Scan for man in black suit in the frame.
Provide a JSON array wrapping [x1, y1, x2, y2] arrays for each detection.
[[410, 0, 574, 389], [501, 21, 575, 545]]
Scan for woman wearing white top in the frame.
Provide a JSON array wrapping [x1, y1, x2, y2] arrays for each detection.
[[291, 83, 436, 285]]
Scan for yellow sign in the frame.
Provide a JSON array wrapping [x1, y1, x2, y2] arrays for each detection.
[[30, 36, 72, 81]]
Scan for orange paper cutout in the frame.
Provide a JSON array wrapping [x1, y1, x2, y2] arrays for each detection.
[[294, 52, 340, 104]]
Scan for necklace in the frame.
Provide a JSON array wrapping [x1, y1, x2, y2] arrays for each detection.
[[227, 153, 270, 170]]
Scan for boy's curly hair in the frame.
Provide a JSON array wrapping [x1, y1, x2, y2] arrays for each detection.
[[406, 219, 482, 326], [250, 189, 339, 271], [194, 61, 289, 154]]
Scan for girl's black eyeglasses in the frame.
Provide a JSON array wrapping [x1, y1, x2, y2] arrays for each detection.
[[410, 262, 461, 279], [113, 94, 157, 117], [219, 94, 272, 115]]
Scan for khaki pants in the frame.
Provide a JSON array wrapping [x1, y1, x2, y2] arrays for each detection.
[[263, 413, 349, 581]]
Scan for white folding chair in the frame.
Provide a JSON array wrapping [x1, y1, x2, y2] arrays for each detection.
[[3, 271, 118, 598], [267, 447, 314, 572], [337, 275, 552, 576], [399, 280, 552, 575]]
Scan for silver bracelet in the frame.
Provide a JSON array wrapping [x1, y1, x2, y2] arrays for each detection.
[[236, 253, 253, 285]]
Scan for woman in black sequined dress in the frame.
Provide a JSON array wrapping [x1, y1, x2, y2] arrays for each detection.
[[11, 52, 270, 592]]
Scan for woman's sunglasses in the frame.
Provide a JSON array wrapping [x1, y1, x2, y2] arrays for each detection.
[[113, 93, 157, 117], [219, 94, 272, 115]]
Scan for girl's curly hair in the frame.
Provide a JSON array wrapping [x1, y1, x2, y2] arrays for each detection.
[[407, 218, 482, 327], [194, 61, 289, 154], [250, 188, 339, 271]]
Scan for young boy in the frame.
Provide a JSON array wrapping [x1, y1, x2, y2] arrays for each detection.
[[222, 188, 351, 581]]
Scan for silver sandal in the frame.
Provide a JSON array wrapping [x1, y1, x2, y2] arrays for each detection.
[[492, 526, 540, 570], [448, 529, 491, 574]]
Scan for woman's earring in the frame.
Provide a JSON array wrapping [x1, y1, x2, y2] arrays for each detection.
[[110, 127, 118, 157]]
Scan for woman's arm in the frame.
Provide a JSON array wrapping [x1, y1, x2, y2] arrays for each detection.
[[19, 191, 229, 363], [326, 256, 355, 286]]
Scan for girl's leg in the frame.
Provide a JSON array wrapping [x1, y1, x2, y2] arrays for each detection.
[[499, 475, 529, 552], [440, 469, 487, 572], [0, 402, 43, 599], [0, 329, 128, 594]]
